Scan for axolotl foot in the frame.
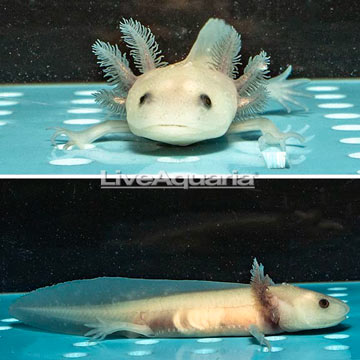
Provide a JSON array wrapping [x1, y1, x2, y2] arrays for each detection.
[[50, 127, 88, 150]]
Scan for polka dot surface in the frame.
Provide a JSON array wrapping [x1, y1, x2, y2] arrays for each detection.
[[325, 113, 360, 119], [340, 138, 360, 144], [324, 345, 350, 351], [307, 86, 339, 91], [62, 353, 88, 358], [0, 110, 12, 116], [127, 350, 152, 356], [67, 108, 102, 114], [0, 92, 24, 97], [0, 100, 18, 106], [135, 339, 160, 345], [0, 326, 12, 330], [315, 94, 346, 100], [73, 341, 98, 347], [318, 103, 353, 109], [64, 119, 101, 125], [49, 158, 93, 166], [332, 125, 360, 131], [192, 348, 217, 355], [70, 99, 96, 105], [74, 90, 97, 96], [324, 334, 350, 339], [197, 338, 223, 343]]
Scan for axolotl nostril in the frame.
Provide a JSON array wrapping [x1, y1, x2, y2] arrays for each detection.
[[10, 259, 349, 351], [52, 18, 309, 149]]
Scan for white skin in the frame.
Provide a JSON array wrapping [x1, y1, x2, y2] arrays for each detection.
[[10, 259, 349, 351], [52, 18, 308, 150]]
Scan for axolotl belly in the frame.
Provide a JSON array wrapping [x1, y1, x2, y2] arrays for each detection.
[[10, 260, 349, 350]]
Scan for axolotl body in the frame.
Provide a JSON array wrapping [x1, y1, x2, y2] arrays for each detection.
[[52, 18, 308, 150], [10, 259, 349, 350]]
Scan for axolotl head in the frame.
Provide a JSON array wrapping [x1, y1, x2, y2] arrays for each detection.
[[125, 62, 238, 146], [271, 284, 349, 332]]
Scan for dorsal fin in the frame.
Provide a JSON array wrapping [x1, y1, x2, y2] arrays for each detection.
[[185, 18, 241, 78]]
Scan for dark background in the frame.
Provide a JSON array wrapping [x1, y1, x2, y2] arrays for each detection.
[[1, 179, 359, 292], [1, 0, 359, 83]]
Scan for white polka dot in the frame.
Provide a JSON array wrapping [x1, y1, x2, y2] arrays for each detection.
[[327, 287, 347, 291], [315, 94, 346, 100], [324, 334, 350, 339], [67, 108, 102, 114], [197, 338, 223, 343], [306, 86, 339, 91], [0, 92, 23, 97], [325, 113, 360, 119], [70, 99, 96, 105], [318, 103, 353, 109], [128, 350, 152, 356], [0, 110, 12, 116], [74, 90, 97, 96], [0, 100, 18, 106], [192, 348, 217, 355], [261, 346, 283, 353], [340, 138, 360, 144], [265, 336, 286, 341], [1, 318, 19, 323], [57, 144, 94, 151], [0, 326, 12, 330], [64, 119, 101, 125], [0, 121, 8, 126], [324, 345, 349, 351], [49, 158, 93, 166], [157, 156, 200, 163], [73, 341, 98, 347], [327, 293, 348, 297], [135, 339, 159, 345], [63, 353, 88, 358], [349, 153, 360, 159], [332, 125, 360, 131]]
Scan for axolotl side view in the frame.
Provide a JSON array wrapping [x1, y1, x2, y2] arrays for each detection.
[[10, 259, 349, 350], [52, 18, 308, 149]]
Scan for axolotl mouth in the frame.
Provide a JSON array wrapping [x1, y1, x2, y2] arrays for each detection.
[[133, 124, 216, 146]]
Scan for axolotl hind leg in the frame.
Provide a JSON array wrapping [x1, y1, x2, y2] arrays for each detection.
[[51, 120, 131, 150], [84, 318, 154, 340]]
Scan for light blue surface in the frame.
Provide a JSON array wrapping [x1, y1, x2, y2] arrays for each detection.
[[0, 282, 357, 359], [0, 80, 359, 174]]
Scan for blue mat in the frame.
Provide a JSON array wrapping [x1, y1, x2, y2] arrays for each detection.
[[0, 282, 357, 359], [0, 80, 359, 175]]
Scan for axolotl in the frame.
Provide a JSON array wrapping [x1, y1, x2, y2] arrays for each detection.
[[52, 18, 308, 150], [10, 259, 349, 350]]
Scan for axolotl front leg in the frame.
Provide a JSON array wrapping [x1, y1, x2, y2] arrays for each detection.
[[51, 120, 130, 150], [227, 117, 304, 144]]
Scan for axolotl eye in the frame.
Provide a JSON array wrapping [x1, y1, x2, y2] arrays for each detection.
[[319, 298, 330, 308], [139, 93, 151, 106], [200, 94, 212, 109]]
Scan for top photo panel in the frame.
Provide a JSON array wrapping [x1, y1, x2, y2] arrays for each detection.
[[1, 1, 359, 175]]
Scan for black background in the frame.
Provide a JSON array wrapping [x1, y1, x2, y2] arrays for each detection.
[[1, 0, 359, 83], [1, 179, 359, 292]]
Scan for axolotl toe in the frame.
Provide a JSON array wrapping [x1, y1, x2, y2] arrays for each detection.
[[10, 259, 349, 351], [52, 18, 309, 149]]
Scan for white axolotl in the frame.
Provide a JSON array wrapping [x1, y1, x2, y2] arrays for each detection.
[[10, 259, 349, 350], [52, 18, 308, 150]]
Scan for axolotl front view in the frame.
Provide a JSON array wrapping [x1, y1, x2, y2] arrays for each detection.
[[52, 18, 308, 150], [10, 259, 349, 350]]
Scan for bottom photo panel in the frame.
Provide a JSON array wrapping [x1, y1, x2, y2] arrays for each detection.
[[0, 179, 358, 360]]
